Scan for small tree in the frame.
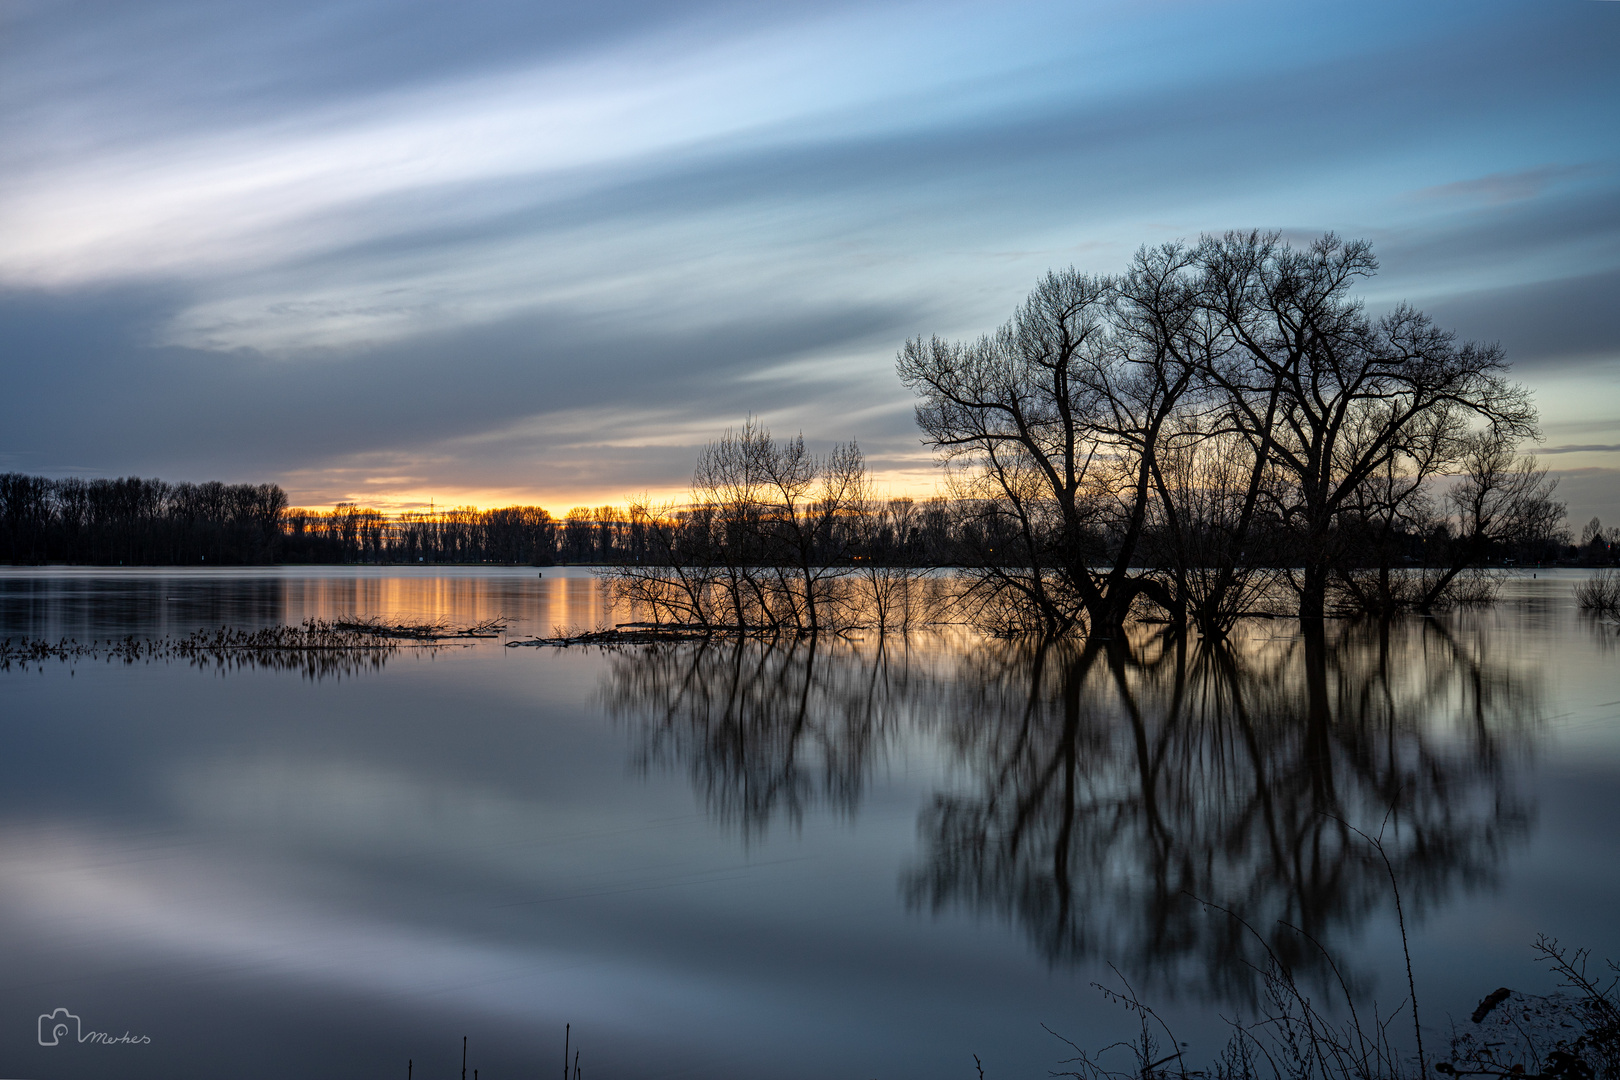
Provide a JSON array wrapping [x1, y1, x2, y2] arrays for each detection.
[[614, 420, 868, 635], [1412, 430, 1563, 609]]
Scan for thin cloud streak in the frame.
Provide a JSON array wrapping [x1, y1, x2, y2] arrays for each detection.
[[1408, 165, 1595, 206], [0, 1, 1165, 289]]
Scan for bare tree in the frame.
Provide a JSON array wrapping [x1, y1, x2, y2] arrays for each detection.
[[1413, 431, 1564, 610], [898, 259, 1209, 637], [1148, 425, 1288, 634], [613, 420, 868, 635], [614, 498, 726, 628], [1581, 516, 1604, 548], [1196, 232, 1539, 626]]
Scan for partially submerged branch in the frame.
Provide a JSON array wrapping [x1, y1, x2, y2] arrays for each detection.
[[507, 623, 723, 648], [330, 615, 512, 639]]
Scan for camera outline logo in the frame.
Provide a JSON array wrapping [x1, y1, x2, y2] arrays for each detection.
[[39, 1007, 80, 1046]]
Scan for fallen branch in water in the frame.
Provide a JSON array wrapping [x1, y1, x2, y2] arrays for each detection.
[[506, 622, 719, 648], [329, 615, 512, 639]]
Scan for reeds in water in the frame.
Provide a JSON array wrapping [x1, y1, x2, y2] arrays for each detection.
[[0, 615, 511, 677], [1575, 570, 1620, 615]]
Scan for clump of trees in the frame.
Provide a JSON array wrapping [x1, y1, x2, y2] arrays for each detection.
[[611, 420, 944, 634], [1577, 516, 1620, 565], [291, 503, 559, 565], [898, 232, 1567, 638], [0, 474, 285, 564], [0, 475, 565, 566]]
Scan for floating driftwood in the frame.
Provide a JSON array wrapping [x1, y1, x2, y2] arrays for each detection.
[[330, 615, 511, 640], [506, 622, 729, 648], [505, 620, 923, 647]]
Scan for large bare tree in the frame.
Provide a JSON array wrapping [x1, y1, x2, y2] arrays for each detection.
[[898, 248, 1216, 637], [900, 232, 1547, 637], [1195, 232, 1539, 625]]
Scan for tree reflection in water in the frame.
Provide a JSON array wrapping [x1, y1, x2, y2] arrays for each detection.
[[605, 637, 941, 836], [603, 618, 1540, 1001]]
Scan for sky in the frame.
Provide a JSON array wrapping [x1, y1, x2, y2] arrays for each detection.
[[2, 0, 1617, 523]]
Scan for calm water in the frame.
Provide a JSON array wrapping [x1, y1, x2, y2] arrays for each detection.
[[1, 568, 1616, 1080]]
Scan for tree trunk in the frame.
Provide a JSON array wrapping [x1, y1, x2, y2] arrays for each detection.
[[1299, 558, 1329, 627], [1301, 623, 1337, 808]]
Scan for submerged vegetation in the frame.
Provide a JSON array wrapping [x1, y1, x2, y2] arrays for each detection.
[[609, 419, 950, 636], [0, 616, 510, 677], [1575, 570, 1620, 615]]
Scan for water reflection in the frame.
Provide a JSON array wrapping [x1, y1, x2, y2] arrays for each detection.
[[606, 638, 938, 834], [0, 572, 291, 639], [0, 567, 610, 641], [607, 619, 1541, 1001]]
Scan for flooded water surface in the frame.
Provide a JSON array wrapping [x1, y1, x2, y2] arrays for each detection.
[[1, 568, 1617, 1079]]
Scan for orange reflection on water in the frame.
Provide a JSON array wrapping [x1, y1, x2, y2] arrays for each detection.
[[273, 569, 617, 638]]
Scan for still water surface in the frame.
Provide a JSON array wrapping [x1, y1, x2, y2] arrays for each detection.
[[1, 568, 1616, 1079]]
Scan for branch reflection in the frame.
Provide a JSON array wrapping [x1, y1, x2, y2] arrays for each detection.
[[604, 619, 1539, 999], [909, 621, 1536, 998], [606, 637, 938, 836]]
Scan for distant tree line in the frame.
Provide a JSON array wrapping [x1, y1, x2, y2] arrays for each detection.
[[0, 476, 568, 566], [0, 472, 942, 569], [280, 503, 561, 565], [0, 451, 1599, 592], [0, 474, 286, 565]]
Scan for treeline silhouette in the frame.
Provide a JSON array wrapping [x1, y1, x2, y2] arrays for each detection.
[[0, 468, 960, 569], [4, 233, 1607, 626], [0, 474, 286, 565], [281, 503, 561, 565], [0, 474, 570, 566], [0, 465, 1586, 573]]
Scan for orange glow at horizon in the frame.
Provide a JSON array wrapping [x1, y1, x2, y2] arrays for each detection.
[[280, 467, 948, 516]]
